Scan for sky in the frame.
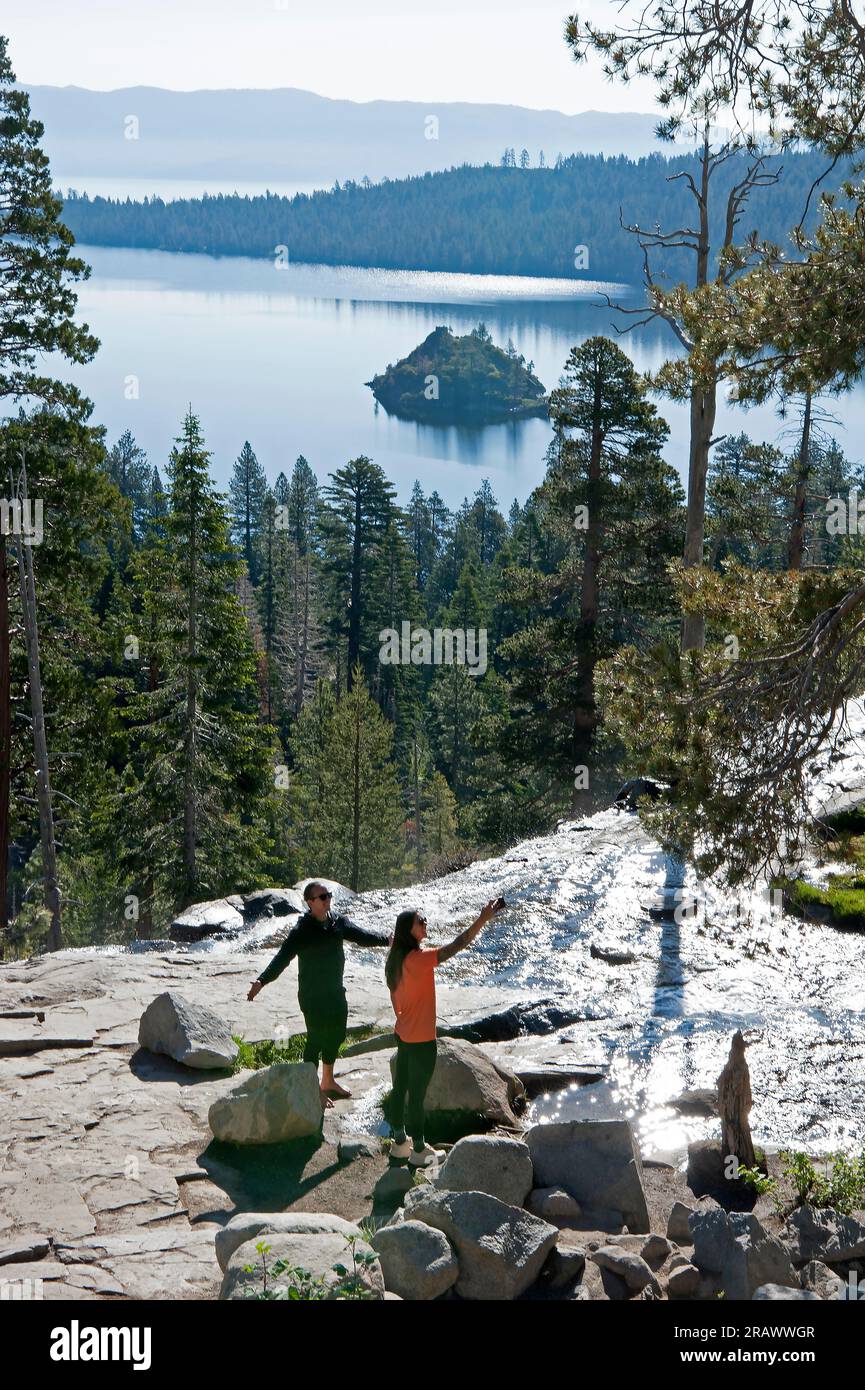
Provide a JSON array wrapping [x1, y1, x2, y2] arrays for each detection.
[[5, 0, 662, 115]]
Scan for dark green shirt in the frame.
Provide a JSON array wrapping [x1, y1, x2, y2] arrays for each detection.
[[257, 910, 389, 1007]]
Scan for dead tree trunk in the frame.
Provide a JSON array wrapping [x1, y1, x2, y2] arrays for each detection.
[[787, 390, 813, 571], [717, 1030, 756, 1172], [12, 465, 61, 951]]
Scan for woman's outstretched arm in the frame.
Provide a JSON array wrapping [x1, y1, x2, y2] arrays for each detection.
[[436, 898, 503, 964]]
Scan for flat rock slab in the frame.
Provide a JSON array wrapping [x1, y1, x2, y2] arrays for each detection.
[[55, 1228, 221, 1300], [0, 1028, 93, 1055]]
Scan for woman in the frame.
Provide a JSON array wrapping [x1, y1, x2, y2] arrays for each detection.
[[385, 898, 503, 1167]]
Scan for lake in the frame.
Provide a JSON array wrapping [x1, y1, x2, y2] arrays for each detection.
[[55, 244, 865, 509]]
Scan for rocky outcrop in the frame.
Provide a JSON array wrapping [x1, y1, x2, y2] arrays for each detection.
[[208, 1062, 322, 1143], [371, 1221, 459, 1300], [403, 1188, 557, 1300], [781, 1204, 865, 1264], [526, 1119, 650, 1233], [138, 991, 238, 1069], [169, 897, 246, 943], [220, 1232, 383, 1299], [432, 1135, 533, 1208], [590, 1246, 661, 1296], [689, 1209, 798, 1301]]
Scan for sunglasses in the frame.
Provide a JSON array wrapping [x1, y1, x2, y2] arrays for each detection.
[[311, 891, 333, 902]]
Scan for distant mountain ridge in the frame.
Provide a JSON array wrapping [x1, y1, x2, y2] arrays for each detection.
[[24, 83, 681, 185]]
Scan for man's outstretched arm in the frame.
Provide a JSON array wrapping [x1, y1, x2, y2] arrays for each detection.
[[339, 917, 391, 948], [247, 927, 301, 999]]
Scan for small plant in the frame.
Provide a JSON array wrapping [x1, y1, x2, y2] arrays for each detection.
[[238, 1240, 328, 1301], [775, 1149, 865, 1217], [737, 1165, 777, 1197], [330, 1233, 380, 1300]]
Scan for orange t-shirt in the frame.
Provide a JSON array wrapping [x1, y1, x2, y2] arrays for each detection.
[[391, 947, 439, 1043]]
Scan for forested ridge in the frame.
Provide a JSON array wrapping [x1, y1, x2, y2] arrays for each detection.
[[58, 148, 852, 283]]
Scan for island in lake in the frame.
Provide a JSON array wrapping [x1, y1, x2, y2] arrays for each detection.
[[366, 323, 548, 423]]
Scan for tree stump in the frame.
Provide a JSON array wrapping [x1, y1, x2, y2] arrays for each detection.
[[717, 1030, 756, 1173]]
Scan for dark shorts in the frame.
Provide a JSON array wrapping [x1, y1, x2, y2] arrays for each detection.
[[300, 993, 348, 1066]]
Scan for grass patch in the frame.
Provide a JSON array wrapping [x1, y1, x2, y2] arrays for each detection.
[[231, 1022, 384, 1074], [782, 875, 865, 931]]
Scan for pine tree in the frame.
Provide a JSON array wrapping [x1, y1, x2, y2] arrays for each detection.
[[119, 411, 277, 913], [289, 669, 403, 890], [320, 456, 396, 687], [228, 440, 267, 584]]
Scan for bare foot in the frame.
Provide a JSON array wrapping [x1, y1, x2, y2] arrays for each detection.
[[319, 1090, 334, 1109], [326, 1080, 352, 1099]]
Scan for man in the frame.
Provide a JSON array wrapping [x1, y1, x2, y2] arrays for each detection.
[[247, 881, 389, 1108]]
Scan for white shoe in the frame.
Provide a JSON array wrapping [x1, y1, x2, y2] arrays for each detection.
[[408, 1144, 446, 1167], [389, 1137, 412, 1160]]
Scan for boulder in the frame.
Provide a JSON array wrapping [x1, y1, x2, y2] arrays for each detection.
[[781, 1205, 865, 1264], [666, 1263, 701, 1298], [242, 888, 305, 919], [215, 1211, 361, 1271], [800, 1259, 847, 1300], [641, 1233, 672, 1265], [220, 1232, 383, 1299], [390, 1037, 524, 1128], [590, 1246, 661, 1295], [169, 897, 245, 942], [544, 1243, 586, 1289], [526, 1119, 650, 1233], [752, 1284, 822, 1301], [208, 1062, 322, 1143], [405, 1188, 557, 1301], [690, 1209, 798, 1301], [686, 1139, 728, 1197], [371, 1221, 459, 1300], [667, 1200, 696, 1244], [432, 1135, 533, 1207], [138, 991, 238, 1069], [527, 1187, 582, 1221]]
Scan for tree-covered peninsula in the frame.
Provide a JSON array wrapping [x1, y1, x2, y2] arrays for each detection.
[[367, 324, 548, 423]]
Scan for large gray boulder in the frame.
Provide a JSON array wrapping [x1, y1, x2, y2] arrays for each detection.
[[138, 991, 238, 1069], [208, 1062, 322, 1143], [405, 1188, 557, 1300], [220, 1232, 383, 1299], [169, 897, 245, 942], [242, 887, 305, 919], [371, 1221, 459, 1300], [432, 1135, 533, 1207], [390, 1038, 524, 1128], [690, 1209, 798, 1301], [526, 1119, 650, 1233], [781, 1205, 865, 1264], [215, 1211, 361, 1271], [590, 1246, 661, 1295], [800, 1260, 847, 1300]]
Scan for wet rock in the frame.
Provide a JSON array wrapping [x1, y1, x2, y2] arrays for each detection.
[[667, 1201, 695, 1244], [404, 1188, 557, 1300], [690, 1209, 798, 1300], [138, 991, 238, 1069], [220, 1232, 383, 1299], [591, 1246, 661, 1295], [391, 1037, 524, 1129], [432, 1135, 533, 1207], [169, 897, 245, 942], [215, 1211, 361, 1271], [752, 1284, 822, 1300], [590, 941, 636, 966], [670, 1089, 718, 1116], [441, 998, 591, 1044], [208, 1062, 322, 1143], [527, 1186, 582, 1220], [371, 1221, 459, 1300], [526, 1119, 650, 1233], [781, 1204, 865, 1264]]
